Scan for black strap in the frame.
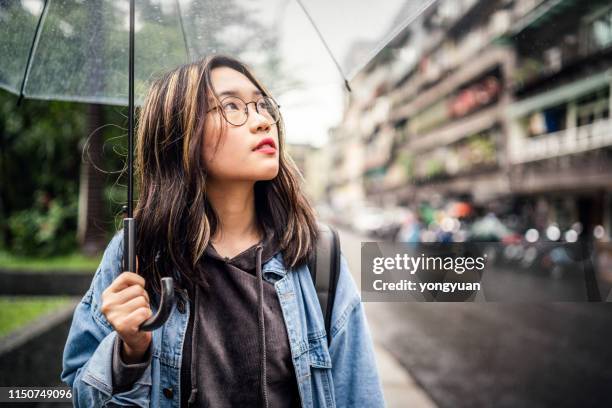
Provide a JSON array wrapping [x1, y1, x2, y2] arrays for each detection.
[[308, 222, 341, 346]]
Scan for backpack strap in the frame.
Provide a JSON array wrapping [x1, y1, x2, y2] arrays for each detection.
[[308, 222, 341, 346]]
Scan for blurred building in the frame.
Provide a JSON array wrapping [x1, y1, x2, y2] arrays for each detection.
[[327, 120, 366, 211], [287, 142, 330, 204], [506, 0, 612, 237], [327, 0, 612, 240]]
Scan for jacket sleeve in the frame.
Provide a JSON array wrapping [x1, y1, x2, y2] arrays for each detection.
[[61, 232, 153, 407], [112, 336, 153, 393], [329, 254, 386, 408]]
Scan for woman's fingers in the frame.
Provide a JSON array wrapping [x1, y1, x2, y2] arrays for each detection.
[[110, 271, 145, 291], [100, 261, 153, 355], [114, 283, 150, 305], [104, 294, 148, 321], [121, 307, 154, 334], [118, 294, 150, 314]]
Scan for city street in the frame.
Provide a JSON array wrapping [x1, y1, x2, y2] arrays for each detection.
[[2, 1, 612, 406], [338, 227, 612, 408]]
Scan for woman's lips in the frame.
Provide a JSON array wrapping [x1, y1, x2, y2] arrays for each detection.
[[253, 137, 276, 155], [254, 145, 276, 154]]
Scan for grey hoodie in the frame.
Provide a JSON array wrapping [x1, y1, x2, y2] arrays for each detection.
[[112, 226, 301, 407]]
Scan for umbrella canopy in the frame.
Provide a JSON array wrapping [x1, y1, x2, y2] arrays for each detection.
[[1, 0, 433, 105], [0, 0, 433, 329]]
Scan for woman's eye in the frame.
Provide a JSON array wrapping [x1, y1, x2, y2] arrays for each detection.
[[223, 102, 240, 111]]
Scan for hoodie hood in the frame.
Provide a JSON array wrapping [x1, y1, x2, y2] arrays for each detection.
[[203, 224, 280, 272]]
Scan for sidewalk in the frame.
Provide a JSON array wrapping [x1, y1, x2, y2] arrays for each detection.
[[335, 226, 437, 407], [364, 300, 437, 407], [373, 341, 437, 408]]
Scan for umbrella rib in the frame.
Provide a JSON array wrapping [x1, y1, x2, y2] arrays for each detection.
[[17, 0, 51, 106], [294, 0, 352, 93], [346, 0, 437, 81], [175, 0, 191, 62]]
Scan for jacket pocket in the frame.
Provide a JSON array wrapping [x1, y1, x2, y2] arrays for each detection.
[[308, 335, 332, 368], [308, 335, 335, 407]]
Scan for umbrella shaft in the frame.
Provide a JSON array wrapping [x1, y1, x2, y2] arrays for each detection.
[[127, 0, 135, 217]]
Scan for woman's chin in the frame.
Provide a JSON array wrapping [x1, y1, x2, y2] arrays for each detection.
[[252, 164, 279, 181]]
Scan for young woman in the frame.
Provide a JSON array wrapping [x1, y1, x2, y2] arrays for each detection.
[[62, 55, 384, 407]]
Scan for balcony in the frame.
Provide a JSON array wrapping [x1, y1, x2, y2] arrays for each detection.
[[407, 105, 501, 152], [510, 118, 612, 163], [390, 47, 511, 123]]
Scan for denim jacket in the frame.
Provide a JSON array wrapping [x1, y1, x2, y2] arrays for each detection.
[[61, 231, 385, 407]]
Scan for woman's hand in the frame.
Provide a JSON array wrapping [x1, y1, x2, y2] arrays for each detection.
[[101, 267, 152, 364]]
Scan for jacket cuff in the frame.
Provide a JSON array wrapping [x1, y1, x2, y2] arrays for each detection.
[[111, 336, 152, 394]]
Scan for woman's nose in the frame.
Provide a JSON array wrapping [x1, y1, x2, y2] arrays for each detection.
[[247, 104, 271, 132]]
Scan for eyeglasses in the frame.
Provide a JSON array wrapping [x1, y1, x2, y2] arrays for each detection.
[[206, 95, 281, 127]]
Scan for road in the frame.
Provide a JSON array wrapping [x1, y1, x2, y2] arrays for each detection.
[[338, 227, 612, 408]]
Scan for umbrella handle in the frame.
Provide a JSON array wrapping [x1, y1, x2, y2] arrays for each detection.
[[140, 277, 175, 331], [123, 218, 176, 331]]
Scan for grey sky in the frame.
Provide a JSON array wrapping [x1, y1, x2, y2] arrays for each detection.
[[275, 0, 415, 147]]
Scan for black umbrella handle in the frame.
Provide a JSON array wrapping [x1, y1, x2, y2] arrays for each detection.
[[123, 218, 175, 331], [140, 277, 175, 331]]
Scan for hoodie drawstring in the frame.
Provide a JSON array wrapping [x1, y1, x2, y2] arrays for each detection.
[[188, 284, 199, 406], [256, 244, 269, 408]]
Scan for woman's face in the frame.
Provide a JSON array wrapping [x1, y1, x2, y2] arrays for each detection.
[[203, 66, 280, 183]]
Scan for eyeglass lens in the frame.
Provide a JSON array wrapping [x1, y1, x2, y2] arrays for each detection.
[[221, 96, 280, 126]]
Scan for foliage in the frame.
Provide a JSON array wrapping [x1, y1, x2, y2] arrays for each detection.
[[397, 150, 414, 179], [0, 296, 71, 338], [0, 0, 288, 256], [424, 157, 445, 178], [0, 91, 85, 253], [7, 191, 77, 256], [0, 250, 100, 272], [0, 90, 129, 255]]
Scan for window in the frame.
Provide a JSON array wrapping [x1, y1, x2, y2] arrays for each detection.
[[576, 87, 610, 127], [523, 104, 567, 137]]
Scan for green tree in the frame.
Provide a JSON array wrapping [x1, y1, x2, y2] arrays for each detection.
[[0, 0, 294, 256]]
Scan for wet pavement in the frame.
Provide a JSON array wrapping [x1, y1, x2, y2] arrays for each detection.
[[339, 227, 612, 408]]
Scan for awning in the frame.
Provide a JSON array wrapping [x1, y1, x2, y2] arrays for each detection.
[[508, 69, 612, 118]]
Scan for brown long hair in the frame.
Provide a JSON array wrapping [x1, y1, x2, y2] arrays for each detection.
[[133, 54, 318, 296]]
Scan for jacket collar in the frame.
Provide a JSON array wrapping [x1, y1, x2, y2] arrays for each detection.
[[262, 252, 290, 281]]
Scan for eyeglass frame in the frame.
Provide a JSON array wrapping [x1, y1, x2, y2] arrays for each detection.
[[206, 94, 282, 127]]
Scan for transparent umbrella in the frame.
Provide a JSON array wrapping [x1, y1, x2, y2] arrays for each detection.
[[0, 0, 433, 329], [1, 0, 434, 103]]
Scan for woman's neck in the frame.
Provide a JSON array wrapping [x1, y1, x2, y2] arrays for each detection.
[[206, 179, 261, 257]]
